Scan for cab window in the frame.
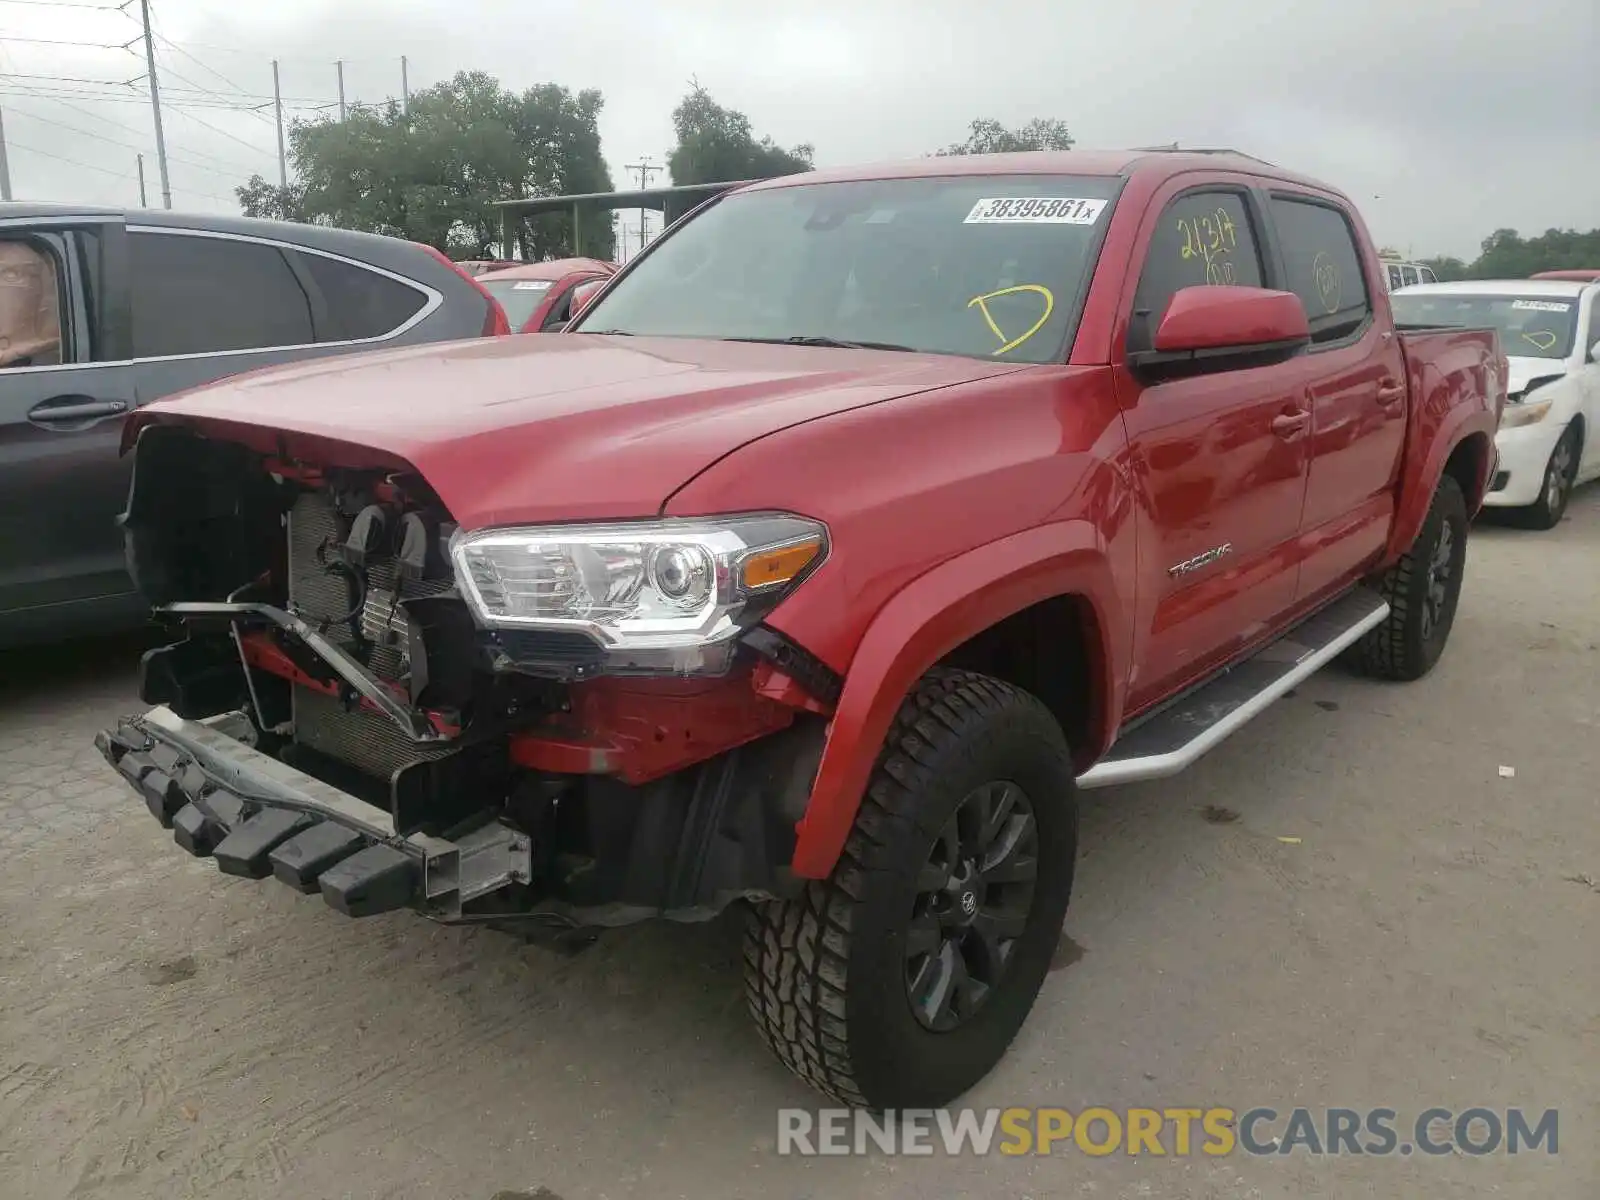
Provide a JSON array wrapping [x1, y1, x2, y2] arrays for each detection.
[[1129, 190, 1264, 351]]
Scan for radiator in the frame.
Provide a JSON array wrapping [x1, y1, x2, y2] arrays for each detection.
[[285, 491, 454, 778]]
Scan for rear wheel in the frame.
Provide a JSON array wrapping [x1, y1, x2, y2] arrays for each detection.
[[1509, 424, 1579, 530], [1347, 473, 1468, 681], [743, 669, 1077, 1108]]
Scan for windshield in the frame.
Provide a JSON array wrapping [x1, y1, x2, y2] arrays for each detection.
[[481, 279, 554, 330], [574, 174, 1123, 363], [1391, 292, 1579, 360]]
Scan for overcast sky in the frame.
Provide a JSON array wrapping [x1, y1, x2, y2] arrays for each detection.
[[1, 0, 1595, 260]]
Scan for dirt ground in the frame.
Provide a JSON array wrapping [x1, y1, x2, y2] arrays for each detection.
[[2, 492, 1598, 1200]]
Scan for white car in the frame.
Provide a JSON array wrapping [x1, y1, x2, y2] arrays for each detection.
[[1391, 279, 1600, 528], [1377, 259, 1440, 292]]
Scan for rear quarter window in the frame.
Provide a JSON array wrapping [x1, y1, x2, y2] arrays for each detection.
[[300, 252, 428, 341], [1267, 197, 1372, 344]]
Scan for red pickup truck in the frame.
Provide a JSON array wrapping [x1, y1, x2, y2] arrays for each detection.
[[96, 149, 1502, 1110]]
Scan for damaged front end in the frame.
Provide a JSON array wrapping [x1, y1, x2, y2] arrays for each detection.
[[98, 422, 839, 939]]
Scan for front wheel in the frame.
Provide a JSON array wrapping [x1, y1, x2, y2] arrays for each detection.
[[743, 669, 1077, 1109], [1510, 424, 1579, 530], [1347, 473, 1468, 681]]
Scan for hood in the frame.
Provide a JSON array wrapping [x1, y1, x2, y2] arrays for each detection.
[[128, 333, 1025, 529], [1505, 355, 1571, 398]]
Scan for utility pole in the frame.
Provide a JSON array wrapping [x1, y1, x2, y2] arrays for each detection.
[[0, 108, 12, 202], [136, 153, 146, 206], [272, 59, 287, 187], [401, 56, 409, 114], [336, 60, 346, 122], [138, 0, 172, 208], [623, 157, 661, 260]]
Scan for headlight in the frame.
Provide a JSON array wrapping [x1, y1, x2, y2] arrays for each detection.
[[450, 514, 826, 675], [1500, 399, 1553, 429]]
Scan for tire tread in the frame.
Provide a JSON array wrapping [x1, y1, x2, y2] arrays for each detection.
[[743, 668, 1041, 1107], [1348, 473, 1465, 681]]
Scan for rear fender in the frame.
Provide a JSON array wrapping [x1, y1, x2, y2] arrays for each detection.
[[1384, 339, 1500, 559], [790, 521, 1123, 879]]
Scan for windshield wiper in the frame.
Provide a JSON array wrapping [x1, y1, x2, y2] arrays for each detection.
[[726, 335, 920, 352]]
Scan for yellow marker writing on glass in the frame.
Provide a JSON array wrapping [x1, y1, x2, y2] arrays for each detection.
[[1522, 330, 1558, 351], [968, 284, 1055, 356]]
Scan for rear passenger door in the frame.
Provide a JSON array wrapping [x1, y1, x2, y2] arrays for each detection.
[[127, 226, 433, 402], [1117, 184, 1310, 711], [1264, 192, 1407, 607], [0, 218, 142, 625]]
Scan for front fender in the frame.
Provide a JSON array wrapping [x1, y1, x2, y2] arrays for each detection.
[[789, 520, 1124, 879]]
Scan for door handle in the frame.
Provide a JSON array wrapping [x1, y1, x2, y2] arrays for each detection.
[[27, 396, 128, 426], [1271, 410, 1311, 438], [1375, 380, 1406, 407]]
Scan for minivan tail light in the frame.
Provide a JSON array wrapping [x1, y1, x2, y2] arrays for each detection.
[[416, 244, 513, 336]]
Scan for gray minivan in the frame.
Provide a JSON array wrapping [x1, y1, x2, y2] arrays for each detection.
[[0, 205, 509, 646]]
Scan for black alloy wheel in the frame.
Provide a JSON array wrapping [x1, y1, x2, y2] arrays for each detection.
[[905, 780, 1038, 1032]]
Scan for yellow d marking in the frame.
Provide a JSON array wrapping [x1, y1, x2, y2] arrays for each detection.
[[1522, 330, 1558, 351], [968, 284, 1054, 355]]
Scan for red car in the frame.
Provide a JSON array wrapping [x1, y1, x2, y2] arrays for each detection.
[[453, 259, 522, 277], [1530, 269, 1600, 282], [100, 149, 1501, 1109], [477, 258, 616, 332]]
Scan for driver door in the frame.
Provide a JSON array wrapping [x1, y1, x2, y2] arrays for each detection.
[[1114, 184, 1311, 712]]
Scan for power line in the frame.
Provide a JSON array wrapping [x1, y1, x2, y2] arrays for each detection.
[[0, 88, 306, 113], [155, 66, 281, 128], [0, 72, 332, 106], [0, 33, 132, 48], [0, 71, 140, 87], [164, 103, 276, 159], [144, 4, 278, 128], [152, 29, 255, 99], [8, 136, 133, 179], [5, 105, 261, 176]]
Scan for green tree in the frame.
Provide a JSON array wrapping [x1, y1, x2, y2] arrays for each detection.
[[936, 118, 1075, 156], [1418, 255, 1468, 282], [667, 84, 813, 186], [1464, 227, 1600, 279], [235, 175, 310, 223], [255, 71, 614, 261]]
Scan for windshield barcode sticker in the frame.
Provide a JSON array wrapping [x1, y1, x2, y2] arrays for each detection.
[[1511, 299, 1571, 312], [964, 197, 1106, 225]]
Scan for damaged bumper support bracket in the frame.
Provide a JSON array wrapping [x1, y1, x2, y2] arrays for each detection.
[[95, 705, 531, 921]]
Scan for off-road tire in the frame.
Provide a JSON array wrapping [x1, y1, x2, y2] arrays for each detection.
[[1507, 423, 1579, 531], [1347, 473, 1468, 681], [743, 669, 1077, 1109]]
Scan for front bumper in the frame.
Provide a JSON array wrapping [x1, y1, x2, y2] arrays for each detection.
[[96, 706, 532, 921], [1482, 418, 1567, 508]]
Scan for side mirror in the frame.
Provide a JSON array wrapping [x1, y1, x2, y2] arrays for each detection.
[[568, 278, 607, 323], [1132, 286, 1311, 381]]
